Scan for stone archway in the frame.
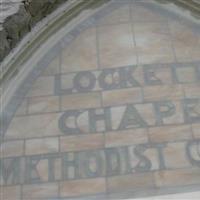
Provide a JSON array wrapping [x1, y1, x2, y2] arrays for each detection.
[[1, 0, 200, 199]]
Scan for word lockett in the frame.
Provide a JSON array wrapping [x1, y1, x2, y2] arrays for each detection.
[[1, 141, 200, 185]]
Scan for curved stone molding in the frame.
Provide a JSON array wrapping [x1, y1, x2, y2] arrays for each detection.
[[159, 0, 200, 18], [1, 1, 200, 199], [1, 0, 200, 64], [0, 0, 110, 86], [0, 0, 68, 62], [0, 0, 112, 138]]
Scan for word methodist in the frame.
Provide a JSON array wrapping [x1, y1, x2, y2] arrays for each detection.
[[1, 62, 200, 186], [1, 140, 200, 185]]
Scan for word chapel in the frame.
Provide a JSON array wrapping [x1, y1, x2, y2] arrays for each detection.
[[58, 98, 200, 135]]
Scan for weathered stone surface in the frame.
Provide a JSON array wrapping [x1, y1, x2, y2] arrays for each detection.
[[3, 5, 31, 48], [25, 0, 57, 26], [0, 29, 10, 61], [0, 0, 68, 62]]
